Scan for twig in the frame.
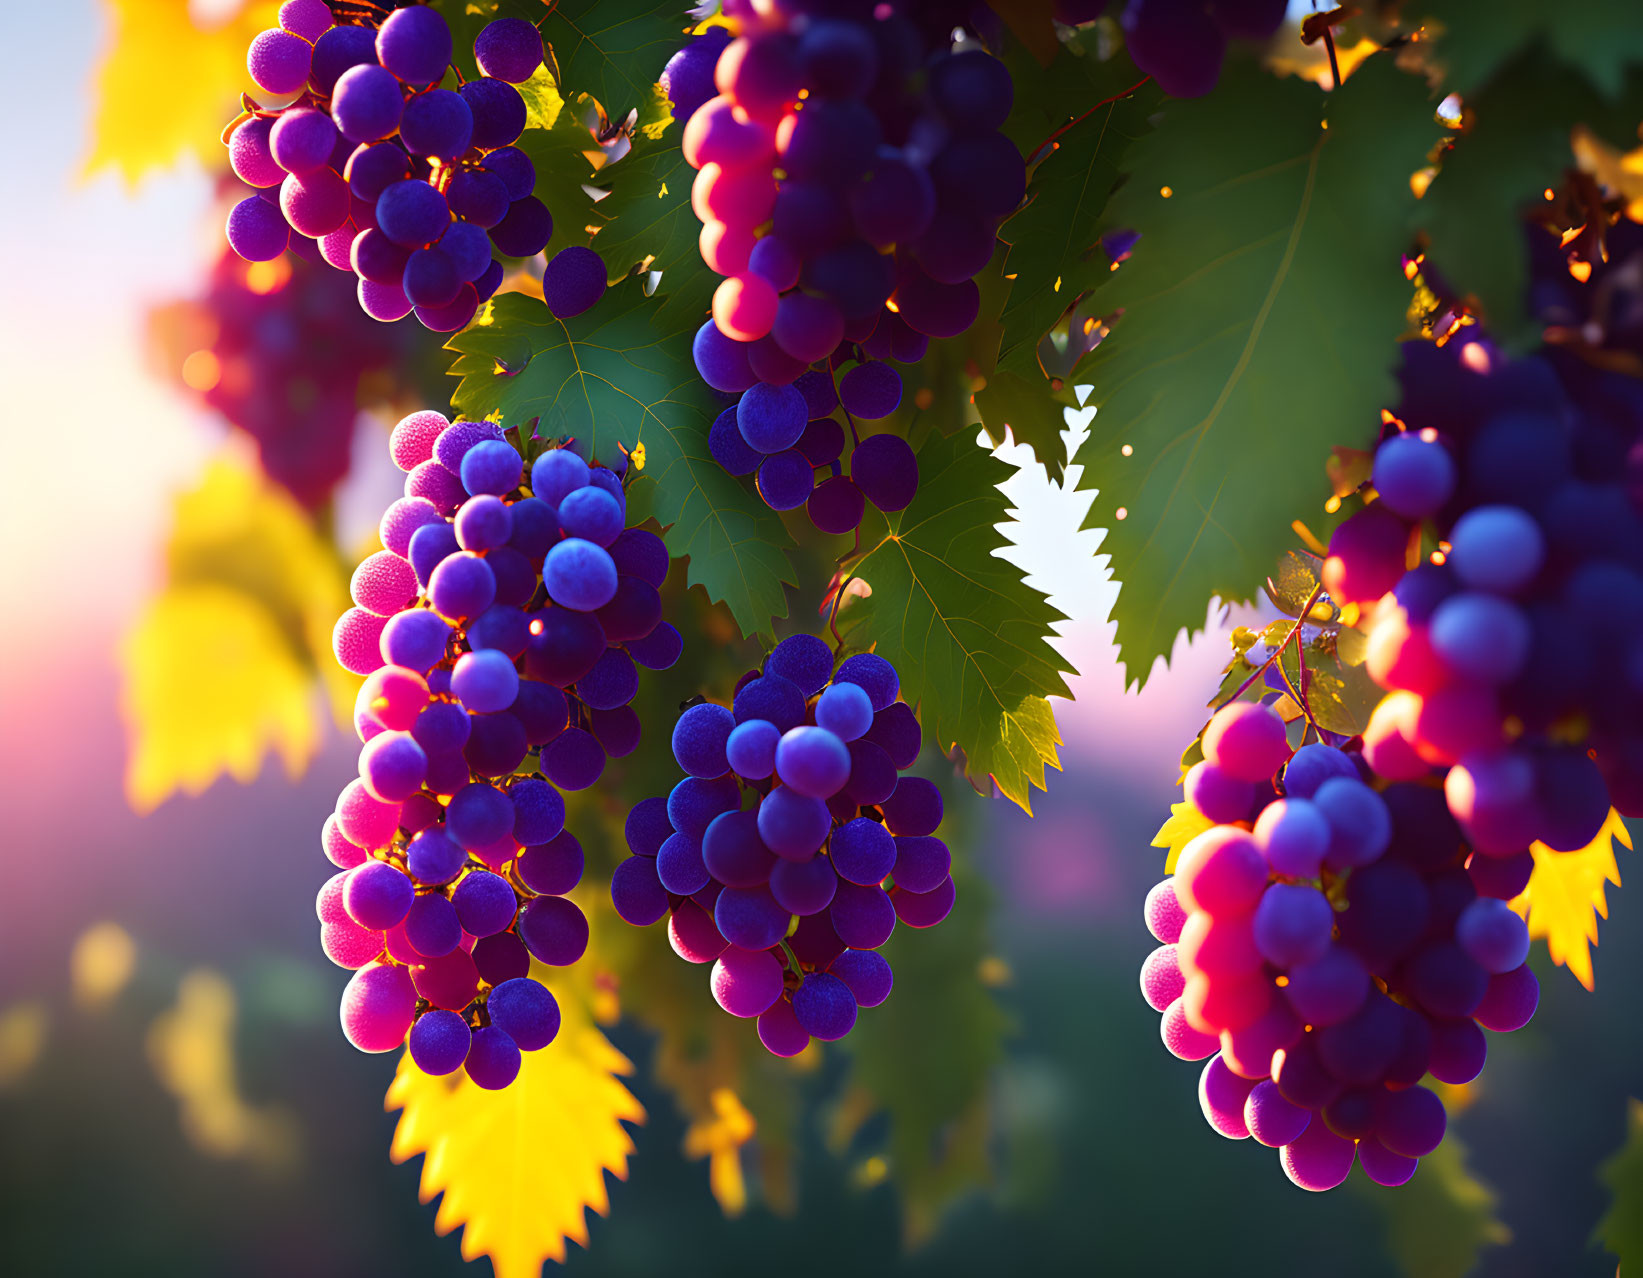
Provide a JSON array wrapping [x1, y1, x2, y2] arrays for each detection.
[[1212, 582, 1325, 712]]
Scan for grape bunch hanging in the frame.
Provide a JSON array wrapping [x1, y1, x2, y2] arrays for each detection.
[[610, 636, 950, 1056], [1147, 701, 1538, 1190], [669, 2, 1023, 535], [320, 407, 677, 1090], [225, 2, 614, 330], [1326, 336, 1643, 849]]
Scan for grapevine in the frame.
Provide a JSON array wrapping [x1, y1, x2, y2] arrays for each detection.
[[73, 0, 1643, 1268]]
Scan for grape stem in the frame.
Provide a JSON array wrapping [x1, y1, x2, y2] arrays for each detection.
[[1212, 581, 1324, 714]]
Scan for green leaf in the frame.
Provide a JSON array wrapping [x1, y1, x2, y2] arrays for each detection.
[[839, 429, 1073, 812], [981, 52, 1156, 479], [515, 78, 604, 258], [995, 71, 1157, 389], [584, 96, 715, 325], [1417, 53, 1607, 348], [448, 286, 796, 637], [1595, 1098, 1643, 1268], [1405, 0, 1643, 99], [836, 855, 1009, 1242], [539, 0, 688, 121], [1071, 55, 1439, 686], [1367, 1137, 1510, 1278], [1274, 629, 1382, 737], [973, 364, 1080, 480]]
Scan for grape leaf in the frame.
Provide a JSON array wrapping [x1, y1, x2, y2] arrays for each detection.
[[1152, 801, 1213, 874], [584, 92, 716, 325], [834, 859, 1008, 1242], [539, 0, 688, 121], [1404, 0, 1643, 99], [516, 76, 607, 259], [980, 54, 1156, 479], [1508, 808, 1630, 991], [1071, 56, 1439, 686], [121, 459, 353, 813], [1417, 53, 1609, 349], [994, 71, 1157, 392], [85, 0, 278, 185], [839, 429, 1073, 812], [1369, 1137, 1510, 1278], [385, 962, 644, 1277], [123, 586, 319, 815], [448, 286, 796, 638], [1595, 1098, 1643, 1270]]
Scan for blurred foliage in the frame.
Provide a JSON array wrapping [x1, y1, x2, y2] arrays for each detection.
[[1509, 809, 1631, 992], [149, 967, 299, 1169], [121, 459, 353, 813], [1594, 1098, 1643, 1270], [87, 0, 279, 184], [1370, 1138, 1510, 1278], [387, 956, 644, 1278]]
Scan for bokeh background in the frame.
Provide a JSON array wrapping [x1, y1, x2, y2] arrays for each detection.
[[0, 2, 1637, 1276]]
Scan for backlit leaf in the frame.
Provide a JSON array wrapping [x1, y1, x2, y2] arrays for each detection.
[[85, 0, 278, 184], [1509, 808, 1630, 991], [448, 286, 797, 638], [121, 585, 317, 815], [1152, 801, 1213, 874], [839, 429, 1073, 812], [1071, 56, 1439, 685], [386, 962, 645, 1277], [121, 458, 349, 812]]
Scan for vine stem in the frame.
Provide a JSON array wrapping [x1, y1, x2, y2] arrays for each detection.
[[1212, 582, 1325, 713], [1029, 74, 1152, 164]]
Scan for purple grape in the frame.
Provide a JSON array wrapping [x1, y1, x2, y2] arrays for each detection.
[[465, 1026, 521, 1089], [611, 854, 670, 925], [409, 1009, 471, 1075], [227, 195, 290, 262], [488, 977, 560, 1052], [702, 810, 778, 888], [475, 18, 545, 83], [461, 77, 526, 150], [544, 246, 607, 318], [517, 895, 588, 966], [375, 5, 452, 86], [490, 196, 553, 258], [540, 727, 605, 790]]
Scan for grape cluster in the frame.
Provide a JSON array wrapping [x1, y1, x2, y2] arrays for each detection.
[[609, 635, 950, 1054], [1112, 0, 1289, 98], [150, 236, 425, 507], [225, 2, 574, 331], [668, 5, 1023, 533], [320, 408, 679, 1087], [1321, 336, 1642, 849], [1149, 701, 1539, 1190]]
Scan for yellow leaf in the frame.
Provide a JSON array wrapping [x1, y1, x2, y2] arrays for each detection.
[[121, 458, 355, 810], [85, 0, 280, 184], [121, 583, 320, 813], [1152, 801, 1214, 873], [1510, 808, 1630, 992], [386, 966, 645, 1277]]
